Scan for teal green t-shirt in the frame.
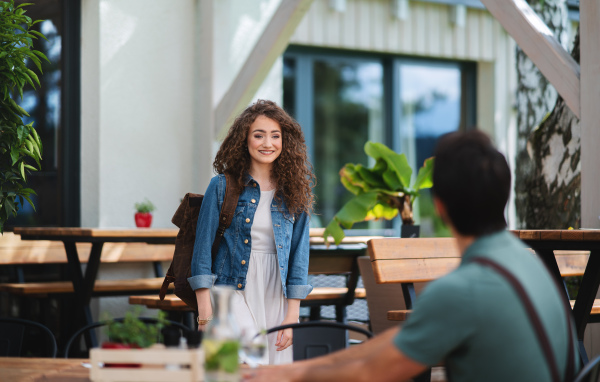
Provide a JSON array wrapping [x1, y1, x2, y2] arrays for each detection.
[[394, 230, 578, 381]]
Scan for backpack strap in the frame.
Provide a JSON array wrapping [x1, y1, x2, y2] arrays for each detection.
[[211, 173, 240, 262], [471, 257, 575, 382]]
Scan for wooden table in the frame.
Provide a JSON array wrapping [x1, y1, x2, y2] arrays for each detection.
[[0, 356, 90, 381], [130, 242, 370, 324], [13, 227, 179, 346], [513, 229, 600, 363]]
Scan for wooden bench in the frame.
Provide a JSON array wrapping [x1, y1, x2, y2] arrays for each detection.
[[0, 277, 173, 297], [0, 232, 174, 282], [366, 237, 599, 322], [0, 233, 175, 299]]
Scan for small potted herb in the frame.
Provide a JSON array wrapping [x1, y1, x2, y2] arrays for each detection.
[[102, 309, 168, 367], [134, 198, 155, 228]]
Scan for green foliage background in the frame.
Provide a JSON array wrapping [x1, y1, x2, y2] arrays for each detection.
[[0, 1, 48, 232]]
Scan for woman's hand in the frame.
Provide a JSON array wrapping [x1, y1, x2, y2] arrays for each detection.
[[195, 288, 212, 331], [276, 299, 300, 351], [275, 318, 296, 351]]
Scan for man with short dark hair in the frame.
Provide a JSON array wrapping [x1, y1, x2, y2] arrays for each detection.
[[244, 130, 577, 382]]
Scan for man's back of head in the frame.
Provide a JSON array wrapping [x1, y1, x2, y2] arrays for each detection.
[[432, 130, 511, 237]]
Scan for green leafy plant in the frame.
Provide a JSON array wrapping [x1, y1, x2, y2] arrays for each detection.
[[324, 141, 434, 244], [134, 198, 155, 214], [104, 308, 168, 348], [0, 1, 48, 233]]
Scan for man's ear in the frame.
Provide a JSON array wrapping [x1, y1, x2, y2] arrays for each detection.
[[433, 196, 446, 219]]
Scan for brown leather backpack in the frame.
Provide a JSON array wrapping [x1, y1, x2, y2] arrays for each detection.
[[159, 174, 240, 311]]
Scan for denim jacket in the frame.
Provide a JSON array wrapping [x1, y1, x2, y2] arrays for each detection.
[[188, 174, 313, 299]]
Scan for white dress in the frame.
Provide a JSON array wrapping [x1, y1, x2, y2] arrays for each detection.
[[230, 189, 293, 365]]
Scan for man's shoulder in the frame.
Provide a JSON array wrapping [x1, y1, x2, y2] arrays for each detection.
[[418, 267, 476, 303]]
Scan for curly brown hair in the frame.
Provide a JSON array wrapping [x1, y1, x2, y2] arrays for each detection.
[[213, 100, 315, 216]]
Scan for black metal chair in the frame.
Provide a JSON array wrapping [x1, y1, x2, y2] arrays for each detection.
[[0, 317, 58, 358], [575, 356, 600, 382], [63, 317, 191, 358], [266, 320, 373, 361]]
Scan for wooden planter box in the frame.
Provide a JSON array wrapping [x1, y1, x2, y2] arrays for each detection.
[[90, 347, 204, 382]]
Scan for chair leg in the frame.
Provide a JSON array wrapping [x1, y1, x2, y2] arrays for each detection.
[[309, 307, 321, 321], [413, 368, 431, 382], [335, 305, 347, 323]]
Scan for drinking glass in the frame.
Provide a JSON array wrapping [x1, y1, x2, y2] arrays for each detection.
[[240, 329, 268, 368]]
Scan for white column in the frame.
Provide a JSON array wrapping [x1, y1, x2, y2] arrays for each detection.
[[194, 0, 216, 193], [580, 0, 600, 228], [80, 0, 101, 227]]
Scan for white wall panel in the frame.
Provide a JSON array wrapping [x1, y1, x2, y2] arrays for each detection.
[[441, 7, 454, 58], [427, 5, 441, 56], [356, 0, 371, 50], [480, 11, 493, 61], [466, 10, 479, 58], [340, 0, 356, 47], [290, 0, 513, 63], [453, 7, 467, 58], [372, 0, 386, 52]]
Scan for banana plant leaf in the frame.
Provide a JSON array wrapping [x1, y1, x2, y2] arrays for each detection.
[[323, 141, 434, 245]]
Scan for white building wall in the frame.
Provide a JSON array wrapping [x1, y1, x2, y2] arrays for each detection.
[[81, 0, 284, 229], [81, 0, 196, 228]]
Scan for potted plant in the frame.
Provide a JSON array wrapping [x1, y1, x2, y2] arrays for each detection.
[[102, 308, 168, 367], [323, 141, 434, 245], [0, 1, 48, 233], [134, 198, 155, 228]]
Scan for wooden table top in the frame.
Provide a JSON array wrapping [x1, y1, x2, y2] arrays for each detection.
[[130, 294, 194, 312], [511, 229, 600, 241], [14, 227, 179, 239], [15, 227, 600, 242], [0, 232, 175, 265], [0, 357, 90, 381], [12, 227, 379, 245]]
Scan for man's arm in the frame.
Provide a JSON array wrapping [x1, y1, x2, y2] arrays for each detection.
[[243, 326, 427, 382]]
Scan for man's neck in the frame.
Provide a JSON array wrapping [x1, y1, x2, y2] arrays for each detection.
[[451, 228, 477, 255]]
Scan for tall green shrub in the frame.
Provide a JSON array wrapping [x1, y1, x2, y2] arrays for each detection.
[[0, 1, 48, 233]]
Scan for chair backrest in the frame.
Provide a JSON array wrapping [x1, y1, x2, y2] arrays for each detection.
[[63, 317, 191, 358], [575, 355, 600, 382], [0, 318, 57, 358], [266, 321, 373, 361], [367, 238, 461, 284], [357, 256, 405, 334]]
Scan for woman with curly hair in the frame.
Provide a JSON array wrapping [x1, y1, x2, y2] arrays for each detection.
[[189, 99, 315, 365]]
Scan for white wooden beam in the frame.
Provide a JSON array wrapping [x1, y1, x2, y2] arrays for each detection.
[[214, 0, 313, 135], [194, 0, 215, 192], [580, 0, 600, 228], [480, 0, 581, 118]]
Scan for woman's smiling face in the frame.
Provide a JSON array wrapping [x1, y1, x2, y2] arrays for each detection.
[[247, 115, 282, 170]]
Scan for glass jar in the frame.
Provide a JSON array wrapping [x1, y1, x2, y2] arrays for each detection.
[[203, 285, 240, 382]]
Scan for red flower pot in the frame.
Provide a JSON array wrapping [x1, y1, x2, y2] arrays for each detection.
[[134, 212, 153, 228], [101, 342, 141, 368]]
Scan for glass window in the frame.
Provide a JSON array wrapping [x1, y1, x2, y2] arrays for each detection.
[[7, 0, 80, 228], [284, 49, 475, 237], [397, 63, 462, 237], [312, 58, 384, 228]]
